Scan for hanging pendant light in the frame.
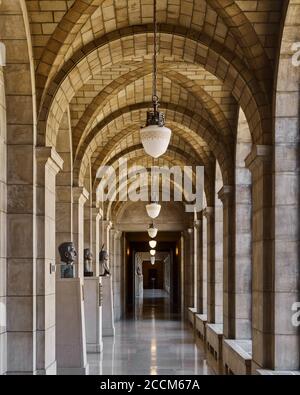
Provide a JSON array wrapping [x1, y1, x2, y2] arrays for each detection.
[[140, 0, 171, 158], [148, 222, 158, 238], [150, 249, 156, 256], [151, 256, 155, 265], [146, 201, 161, 219], [149, 240, 157, 249]]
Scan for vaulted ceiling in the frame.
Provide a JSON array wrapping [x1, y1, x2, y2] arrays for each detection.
[[25, 0, 285, 214]]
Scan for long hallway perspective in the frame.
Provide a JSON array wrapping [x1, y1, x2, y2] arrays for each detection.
[[88, 290, 213, 376], [0, 0, 299, 378]]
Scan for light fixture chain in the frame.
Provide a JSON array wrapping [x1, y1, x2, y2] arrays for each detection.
[[153, 0, 158, 110]]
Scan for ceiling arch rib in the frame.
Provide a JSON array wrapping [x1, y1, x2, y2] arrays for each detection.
[[98, 153, 207, 222], [90, 127, 211, 177], [72, 62, 234, 157], [33, 0, 249, 102], [38, 26, 270, 148], [75, 104, 233, 186]]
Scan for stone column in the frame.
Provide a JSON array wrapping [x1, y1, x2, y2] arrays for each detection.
[[202, 213, 208, 315], [218, 186, 235, 339], [184, 228, 194, 313], [113, 231, 122, 321], [101, 221, 112, 257], [101, 221, 115, 337], [73, 187, 89, 279], [35, 147, 63, 375], [84, 203, 92, 252], [91, 207, 101, 277], [194, 220, 201, 312], [245, 145, 273, 371], [196, 213, 206, 314], [0, 49, 6, 375], [204, 207, 215, 323]]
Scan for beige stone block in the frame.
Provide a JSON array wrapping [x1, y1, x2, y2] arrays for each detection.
[[7, 332, 35, 373], [7, 145, 33, 185], [7, 124, 34, 145], [7, 214, 34, 258], [7, 296, 34, 331], [274, 334, 300, 371], [275, 205, 299, 240], [275, 118, 299, 144], [7, 184, 33, 213], [0, 258, 6, 297], [7, 258, 33, 296], [6, 95, 33, 125], [4, 64, 32, 95]]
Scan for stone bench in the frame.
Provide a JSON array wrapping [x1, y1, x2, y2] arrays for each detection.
[[195, 314, 207, 342], [187, 307, 197, 329], [206, 323, 223, 361], [223, 339, 252, 375]]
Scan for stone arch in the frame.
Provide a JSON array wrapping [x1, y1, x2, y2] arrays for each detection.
[[72, 63, 233, 156], [76, 104, 233, 187], [206, 0, 272, 91], [272, 0, 300, 371], [35, 0, 103, 105], [214, 161, 223, 325], [234, 108, 252, 340], [38, 26, 270, 148]]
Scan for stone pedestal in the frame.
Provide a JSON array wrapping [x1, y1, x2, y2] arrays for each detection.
[[102, 276, 115, 337], [84, 277, 103, 353], [56, 278, 89, 375]]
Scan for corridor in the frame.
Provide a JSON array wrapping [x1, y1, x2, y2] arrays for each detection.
[[0, 0, 299, 376], [88, 291, 213, 376]]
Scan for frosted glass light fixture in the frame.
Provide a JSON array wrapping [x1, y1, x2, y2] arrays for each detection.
[[151, 256, 155, 265], [140, 0, 171, 158], [146, 202, 161, 219], [147, 223, 158, 238], [149, 240, 157, 249], [150, 249, 156, 256]]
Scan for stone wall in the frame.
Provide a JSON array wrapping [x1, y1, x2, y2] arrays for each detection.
[[0, 58, 7, 376]]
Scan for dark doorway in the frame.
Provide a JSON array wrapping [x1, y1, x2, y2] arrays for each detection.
[[124, 232, 181, 316]]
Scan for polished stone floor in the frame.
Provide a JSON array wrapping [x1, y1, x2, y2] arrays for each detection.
[[88, 289, 214, 375]]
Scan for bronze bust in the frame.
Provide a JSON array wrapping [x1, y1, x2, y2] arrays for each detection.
[[99, 245, 111, 277], [84, 248, 94, 277], [58, 242, 77, 278]]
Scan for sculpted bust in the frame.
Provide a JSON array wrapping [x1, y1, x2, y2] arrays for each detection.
[[58, 242, 77, 278], [99, 245, 111, 277], [84, 248, 94, 277]]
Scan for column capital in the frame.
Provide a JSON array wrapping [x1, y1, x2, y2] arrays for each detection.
[[73, 186, 89, 203], [91, 206, 102, 220], [0, 42, 6, 66], [203, 206, 214, 218], [245, 145, 272, 172], [102, 220, 112, 231], [36, 146, 64, 174], [218, 185, 234, 203], [114, 230, 122, 240]]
